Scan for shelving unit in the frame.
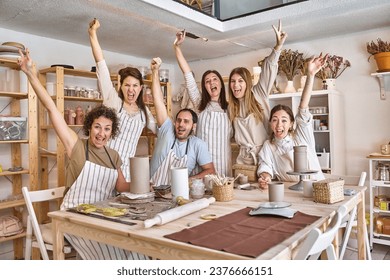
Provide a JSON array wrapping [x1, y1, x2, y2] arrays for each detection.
[[0, 58, 38, 259], [368, 154, 390, 248], [269, 89, 345, 175], [371, 71, 390, 100]]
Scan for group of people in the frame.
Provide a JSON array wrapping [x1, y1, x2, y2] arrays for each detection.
[[17, 19, 326, 259]]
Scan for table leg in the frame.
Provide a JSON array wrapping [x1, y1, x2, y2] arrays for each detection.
[[357, 192, 366, 260], [52, 218, 65, 260]]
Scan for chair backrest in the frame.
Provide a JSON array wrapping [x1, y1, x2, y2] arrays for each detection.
[[324, 172, 366, 187], [294, 205, 347, 260], [22, 186, 66, 260]]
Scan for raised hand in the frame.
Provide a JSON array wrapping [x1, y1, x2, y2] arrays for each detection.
[[88, 18, 100, 33], [17, 48, 33, 74], [272, 20, 288, 50], [307, 53, 328, 76], [174, 30, 186, 46], [151, 57, 162, 72]]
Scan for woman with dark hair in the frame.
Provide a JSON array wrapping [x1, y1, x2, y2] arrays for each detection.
[[88, 18, 156, 182], [257, 54, 327, 189], [174, 32, 232, 177], [228, 20, 287, 166], [18, 49, 148, 259]]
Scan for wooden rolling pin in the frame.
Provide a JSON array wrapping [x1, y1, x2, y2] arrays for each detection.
[[144, 197, 216, 228]]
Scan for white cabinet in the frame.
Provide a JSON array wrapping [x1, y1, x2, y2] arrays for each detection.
[[269, 90, 345, 175], [368, 155, 390, 248]]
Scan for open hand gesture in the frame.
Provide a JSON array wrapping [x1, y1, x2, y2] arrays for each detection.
[[307, 53, 328, 76]]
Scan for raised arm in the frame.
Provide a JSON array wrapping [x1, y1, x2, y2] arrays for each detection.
[[173, 30, 191, 74], [88, 18, 104, 63], [150, 57, 168, 126], [18, 49, 78, 157], [299, 53, 327, 109]]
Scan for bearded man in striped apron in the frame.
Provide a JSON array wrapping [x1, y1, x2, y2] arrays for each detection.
[[149, 58, 215, 188]]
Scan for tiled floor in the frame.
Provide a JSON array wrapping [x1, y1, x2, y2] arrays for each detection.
[[343, 243, 390, 260]]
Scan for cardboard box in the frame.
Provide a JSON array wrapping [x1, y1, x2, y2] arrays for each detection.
[[0, 117, 27, 140], [317, 152, 330, 169]]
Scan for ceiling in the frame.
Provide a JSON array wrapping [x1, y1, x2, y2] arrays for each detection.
[[1, 0, 390, 64]]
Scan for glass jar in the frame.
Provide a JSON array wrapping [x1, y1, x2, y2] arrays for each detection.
[[377, 164, 390, 181], [68, 86, 75, 97], [190, 178, 205, 199]]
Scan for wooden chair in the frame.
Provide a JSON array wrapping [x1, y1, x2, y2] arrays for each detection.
[[22, 186, 73, 260], [324, 172, 371, 259], [294, 205, 347, 260]]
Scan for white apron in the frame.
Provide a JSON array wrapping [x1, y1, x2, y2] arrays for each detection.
[[234, 113, 268, 165], [61, 141, 148, 260], [270, 143, 299, 182], [108, 105, 144, 182], [150, 139, 188, 187], [197, 109, 232, 177]]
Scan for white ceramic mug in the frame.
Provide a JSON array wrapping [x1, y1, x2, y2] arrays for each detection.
[[303, 179, 314, 198], [268, 182, 284, 202], [170, 167, 189, 200]]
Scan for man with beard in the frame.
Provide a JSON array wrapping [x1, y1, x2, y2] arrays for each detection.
[[149, 57, 215, 187]]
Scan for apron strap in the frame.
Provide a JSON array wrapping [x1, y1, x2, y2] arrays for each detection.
[[86, 140, 116, 169], [170, 138, 190, 155]]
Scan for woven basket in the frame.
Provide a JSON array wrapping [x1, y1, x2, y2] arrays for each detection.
[[313, 179, 345, 204], [212, 181, 234, 202], [232, 164, 257, 182]]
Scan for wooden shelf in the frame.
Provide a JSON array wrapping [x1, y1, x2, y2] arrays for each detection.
[[0, 91, 28, 99], [0, 169, 29, 176], [0, 139, 29, 144], [0, 198, 25, 210], [0, 230, 26, 243]]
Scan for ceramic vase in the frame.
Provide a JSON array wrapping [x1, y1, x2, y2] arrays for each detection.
[[323, 79, 336, 90], [283, 80, 296, 93]]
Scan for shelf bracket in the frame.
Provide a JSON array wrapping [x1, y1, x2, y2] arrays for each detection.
[[372, 72, 390, 100]]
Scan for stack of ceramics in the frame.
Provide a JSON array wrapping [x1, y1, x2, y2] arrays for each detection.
[[0, 42, 26, 59], [119, 192, 155, 204]]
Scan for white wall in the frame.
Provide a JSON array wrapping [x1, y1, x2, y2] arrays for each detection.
[[1, 26, 389, 259]]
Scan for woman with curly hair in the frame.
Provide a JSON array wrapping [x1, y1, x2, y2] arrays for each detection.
[[88, 18, 156, 182], [18, 49, 148, 260]]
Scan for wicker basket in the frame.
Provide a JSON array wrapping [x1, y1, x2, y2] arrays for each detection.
[[232, 164, 257, 182], [313, 179, 345, 204], [212, 181, 234, 202]]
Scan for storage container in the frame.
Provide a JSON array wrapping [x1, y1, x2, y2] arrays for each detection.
[[0, 116, 27, 140], [313, 178, 344, 204], [317, 152, 330, 169]]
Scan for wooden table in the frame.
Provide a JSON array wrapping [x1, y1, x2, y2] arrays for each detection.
[[49, 184, 366, 260]]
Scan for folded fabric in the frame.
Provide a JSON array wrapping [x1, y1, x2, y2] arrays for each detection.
[[164, 207, 320, 258]]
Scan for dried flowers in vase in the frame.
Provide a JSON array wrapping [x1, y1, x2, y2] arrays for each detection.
[[278, 49, 305, 81], [315, 54, 351, 80], [367, 38, 390, 59]]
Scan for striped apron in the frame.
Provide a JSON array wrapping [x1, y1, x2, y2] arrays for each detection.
[[150, 139, 189, 187], [61, 141, 149, 260], [108, 105, 145, 182], [197, 109, 232, 177]]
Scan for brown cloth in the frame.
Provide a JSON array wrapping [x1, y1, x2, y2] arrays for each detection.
[[164, 207, 320, 258]]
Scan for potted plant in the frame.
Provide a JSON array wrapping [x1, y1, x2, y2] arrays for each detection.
[[367, 38, 390, 72], [278, 49, 305, 93], [315, 54, 351, 90]]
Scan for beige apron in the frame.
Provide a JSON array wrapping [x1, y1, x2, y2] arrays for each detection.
[[61, 141, 148, 260], [270, 143, 299, 182], [234, 113, 268, 165], [150, 139, 189, 187], [197, 109, 232, 177], [108, 105, 144, 182]]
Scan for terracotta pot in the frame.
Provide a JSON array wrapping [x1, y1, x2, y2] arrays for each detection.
[[374, 52, 390, 72]]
